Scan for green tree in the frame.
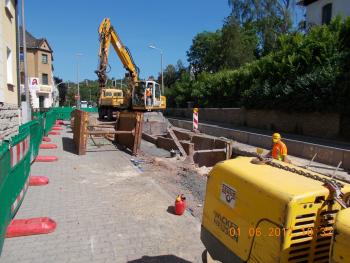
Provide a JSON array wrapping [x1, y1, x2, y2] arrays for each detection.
[[53, 76, 68, 106], [220, 15, 258, 69], [162, 64, 177, 88], [187, 30, 222, 75], [228, 0, 296, 55]]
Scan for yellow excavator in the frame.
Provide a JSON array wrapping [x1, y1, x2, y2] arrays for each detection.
[[95, 18, 166, 120], [201, 154, 350, 262]]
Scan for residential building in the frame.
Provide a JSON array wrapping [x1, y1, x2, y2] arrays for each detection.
[[19, 29, 55, 109], [0, 0, 20, 140], [299, 0, 350, 25]]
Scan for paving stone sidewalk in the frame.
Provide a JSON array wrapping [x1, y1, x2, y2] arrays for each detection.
[[1, 124, 205, 263]]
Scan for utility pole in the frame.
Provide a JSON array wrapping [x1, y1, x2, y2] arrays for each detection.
[[161, 51, 164, 94], [21, 0, 31, 121], [148, 44, 164, 94]]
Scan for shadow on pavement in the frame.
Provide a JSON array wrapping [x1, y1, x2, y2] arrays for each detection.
[[62, 137, 77, 155], [167, 205, 175, 215], [98, 118, 116, 123], [128, 255, 191, 263], [114, 142, 133, 155]]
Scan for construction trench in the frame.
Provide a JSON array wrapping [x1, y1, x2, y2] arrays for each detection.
[[71, 108, 349, 181], [72, 109, 234, 168], [67, 109, 350, 222], [70, 109, 350, 175]]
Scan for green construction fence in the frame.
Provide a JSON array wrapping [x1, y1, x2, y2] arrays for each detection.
[[0, 128, 31, 255], [0, 106, 99, 254], [0, 107, 71, 255], [52, 107, 98, 121]]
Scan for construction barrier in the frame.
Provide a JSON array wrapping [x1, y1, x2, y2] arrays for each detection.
[[0, 106, 100, 254], [52, 107, 73, 121], [0, 107, 66, 255], [19, 119, 44, 163], [52, 107, 98, 121], [44, 111, 56, 136], [0, 128, 31, 254], [193, 108, 199, 131]]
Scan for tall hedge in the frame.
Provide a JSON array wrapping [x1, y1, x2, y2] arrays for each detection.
[[168, 17, 350, 113]]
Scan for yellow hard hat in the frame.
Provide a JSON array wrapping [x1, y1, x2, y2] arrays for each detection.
[[272, 133, 281, 143]]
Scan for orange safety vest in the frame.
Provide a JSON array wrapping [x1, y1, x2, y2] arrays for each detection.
[[272, 141, 287, 161], [146, 88, 152, 97]]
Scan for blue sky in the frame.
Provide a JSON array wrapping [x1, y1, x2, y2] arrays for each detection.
[[24, 1, 231, 82]]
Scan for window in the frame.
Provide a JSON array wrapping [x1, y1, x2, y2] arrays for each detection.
[[322, 3, 332, 25], [5, 0, 13, 19], [6, 47, 13, 85], [41, 54, 48, 64], [155, 83, 161, 98], [42, 73, 48, 85]]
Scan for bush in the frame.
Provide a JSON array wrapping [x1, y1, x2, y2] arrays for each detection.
[[169, 17, 350, 113]]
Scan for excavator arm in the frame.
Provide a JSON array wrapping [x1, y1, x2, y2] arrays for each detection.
[[95, 18, 139, 88]]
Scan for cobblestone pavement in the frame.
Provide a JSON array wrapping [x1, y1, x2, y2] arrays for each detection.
[[1, 124, 205, 263]]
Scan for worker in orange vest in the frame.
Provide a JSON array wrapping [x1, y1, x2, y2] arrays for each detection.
[[145, 84, 152, 108], [267, 133, 290, 163]]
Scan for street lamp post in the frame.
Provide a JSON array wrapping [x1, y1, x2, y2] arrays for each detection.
[[76, 53, 83, 109], [148, 44, 164, 94]]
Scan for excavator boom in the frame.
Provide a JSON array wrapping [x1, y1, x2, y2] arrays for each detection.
[[95, 18, 139, 87]]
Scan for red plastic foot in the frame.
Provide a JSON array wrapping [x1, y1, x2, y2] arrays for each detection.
[[29, 176, 49, 186], [55, 120, 64, 125], [42, 137, 51, 142], [52, 127, 63, 131], [6, 217, 56, 238], [40, 143, 57, 149], [35, 156, 58, 162], [48, 131, 60, 135]]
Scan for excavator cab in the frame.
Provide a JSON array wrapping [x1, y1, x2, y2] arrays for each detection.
[[132, 80, 165, 110]]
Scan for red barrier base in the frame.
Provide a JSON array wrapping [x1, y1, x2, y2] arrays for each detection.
[[55, 120, 64, 125], [29, 176, 49, 186], [6, 217, 56, 238], [40, 143, 57, 149], [52, 127, 63, 131], [42, 137, 51, 142], [35, 156, 58, 162], [48, 131, 60, 135]]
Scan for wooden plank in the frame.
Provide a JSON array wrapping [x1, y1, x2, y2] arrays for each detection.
[[167, 127, 187, 157], [115, 112, 143, 156], [88, 124, 115, 129], [133, 112, 143, 155], [194, 148, 226, 154], [88, 130, 134, 135], [72, 110, 89, 155]]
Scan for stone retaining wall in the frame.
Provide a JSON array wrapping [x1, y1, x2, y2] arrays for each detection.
[[165, 108, 348, 140], [0, 103, 20, 140]]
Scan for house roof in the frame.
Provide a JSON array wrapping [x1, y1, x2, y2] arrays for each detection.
[[19, 27, 53, 53], [297, 0, 319, 6]]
